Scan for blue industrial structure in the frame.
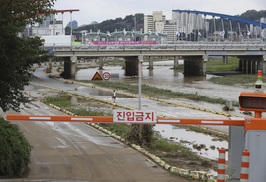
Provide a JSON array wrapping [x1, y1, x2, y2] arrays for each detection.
[[172, 10, 266, 29]]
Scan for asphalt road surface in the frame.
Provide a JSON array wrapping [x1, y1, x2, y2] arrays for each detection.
[[1, 101, 190, 182]]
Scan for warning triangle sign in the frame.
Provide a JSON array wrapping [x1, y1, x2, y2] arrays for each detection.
[[91, 72, 103, 80]]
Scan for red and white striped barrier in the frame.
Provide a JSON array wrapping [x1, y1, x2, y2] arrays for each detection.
[[218, 147, 226, 182], [6, 114, 245, 126], [240, 149, 250, 182]]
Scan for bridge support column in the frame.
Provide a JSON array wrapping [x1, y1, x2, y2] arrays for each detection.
[[125, 56, 138, 76], [148, 57, 154, 69], [203, 55, 208, 76], [262, 55, 266, 74], [183, 56, 206, 76], [63, 56, 77, 79], [239, 59, 243, 72], [247, 60, 252, 74], [257, 60, 261, 70], [223, 56, 228, 65], [99, 57, 104, 70], [252, 60, 256, 74], [243, 60, 247, 74], [173, 56, 179, 69], [239, 56, 263, 74]]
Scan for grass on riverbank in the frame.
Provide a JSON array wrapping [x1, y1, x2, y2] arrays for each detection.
[[79, 80, 237, 106], [206, 57, 239, 73], [146, 138, 213, 170], [45, 96, 72, 107], [209, 74, 264, 86], [176, 57, 239, 73]]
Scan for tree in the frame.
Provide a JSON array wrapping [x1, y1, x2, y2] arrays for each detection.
[[75, 13, 144, 33], [0, 0, 56, 112]]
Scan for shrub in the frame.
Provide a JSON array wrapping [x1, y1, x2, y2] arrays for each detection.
[[0, 118, 31, 177], [125, 124, 154, 146]]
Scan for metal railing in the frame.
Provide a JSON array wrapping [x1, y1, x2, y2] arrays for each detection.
[[45, 42, 266, 51]]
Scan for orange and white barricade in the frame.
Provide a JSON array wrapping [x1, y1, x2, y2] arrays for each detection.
[[240, 149, 250, 182], [218, 147, 226, 182]]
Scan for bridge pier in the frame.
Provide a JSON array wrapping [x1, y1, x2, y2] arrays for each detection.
[[62, 56, 77, 79], [238, 56, 263, 74], [239, 59, 243, 71], [99, 57, 104, 70], [243, 60, 247, 73], [248, 60, 252, 74], [262, 55, 266, 74], [173, 56, 179, 69], [223, 56, 228, 65], [124, 56, 138, 76], [183, 56, 207, 76], [252, 60, 256, 74], [148, 56, 154, 69]]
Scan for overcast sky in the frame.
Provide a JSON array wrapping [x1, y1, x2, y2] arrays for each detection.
[[53, 0, 266, 27]]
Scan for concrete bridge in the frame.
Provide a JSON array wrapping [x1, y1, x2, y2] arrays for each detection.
[[48, 42, 266, 79]]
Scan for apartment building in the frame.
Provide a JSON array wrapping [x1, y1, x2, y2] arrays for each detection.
[[144, 10, 205, 42], [144, 11, 166, 33]]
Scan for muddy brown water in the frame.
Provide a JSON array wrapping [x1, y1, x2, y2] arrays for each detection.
[[75, 60, 254, 102]]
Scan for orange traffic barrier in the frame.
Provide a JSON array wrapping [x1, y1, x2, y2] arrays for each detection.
[[240, 149, 250, 182], [6, 115, 113, 123], [157, 118, 245, 126], [244, 118, 266, 133], [217, 147, 226, 182], [6, 115, 247, 126]]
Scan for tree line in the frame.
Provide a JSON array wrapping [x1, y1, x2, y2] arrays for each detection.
[[73, 13, 144, 33]]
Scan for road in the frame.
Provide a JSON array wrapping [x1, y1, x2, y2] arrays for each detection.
[[1, 102, 189, 182], [1, 66, 238, 181]]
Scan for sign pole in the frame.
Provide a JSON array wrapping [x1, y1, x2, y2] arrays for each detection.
[[138, 55, 143, 110]]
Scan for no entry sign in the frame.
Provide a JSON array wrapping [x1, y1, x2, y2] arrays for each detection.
[[113, 110, 157, 123]]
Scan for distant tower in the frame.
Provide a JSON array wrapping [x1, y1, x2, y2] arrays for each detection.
[[68, 20, 78, 28]]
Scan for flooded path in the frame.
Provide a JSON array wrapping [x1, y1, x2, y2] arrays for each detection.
[[76, 60, 253, 102], [154, 125, 228, 160]]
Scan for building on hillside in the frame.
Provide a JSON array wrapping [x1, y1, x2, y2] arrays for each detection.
[[68, 20, 78, 28], [144, 11, 168, 41], [144, 11, 166, 33], [164, 22, 177, 42]]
